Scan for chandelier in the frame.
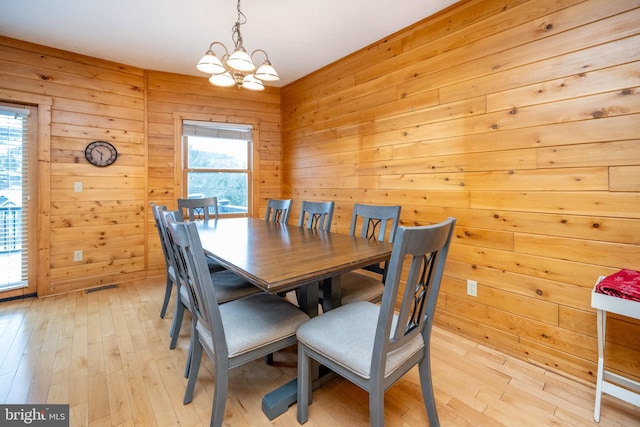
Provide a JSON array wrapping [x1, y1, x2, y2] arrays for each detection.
[[196, 0, 280, 91]]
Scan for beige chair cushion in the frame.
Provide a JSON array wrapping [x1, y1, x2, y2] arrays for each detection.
[[339, 271, 385, 305], [198, 293, 310, 358], [297, 301, 423, 379], [211, 270, 260, 303]]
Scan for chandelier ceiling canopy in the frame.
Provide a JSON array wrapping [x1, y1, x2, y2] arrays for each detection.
[[196, 0, 280, 91]]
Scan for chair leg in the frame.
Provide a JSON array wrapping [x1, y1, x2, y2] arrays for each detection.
[[297, 345, 311, 424], [418, 356, 440, 427], [184, 345, 192, 378], [185, 315, 196, 378], [369, 382, 385, 427], [169, 292, 181, 337], [170, 299, 185, 349], [210, 365, 229, 427], [184, 338, 203, 404], [160, 276, 173, 318]]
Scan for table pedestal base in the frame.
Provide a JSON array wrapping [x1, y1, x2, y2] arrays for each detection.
[[262, 365, 334, 420]]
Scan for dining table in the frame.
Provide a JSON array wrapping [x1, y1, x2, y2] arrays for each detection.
[[195, 217, 392, 419]]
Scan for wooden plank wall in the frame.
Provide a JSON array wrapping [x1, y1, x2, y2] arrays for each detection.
[[281, 0, 640, 385], [0, 37, 282, 293], [0, 37, 147, 296], [145, 71, 282, 276]]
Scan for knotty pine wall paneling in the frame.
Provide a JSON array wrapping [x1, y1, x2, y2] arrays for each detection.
[[0, 37, 147, 296], [0, 37, 283, 294], [281, 0, 640, 384], [145, 70, 282, 276]]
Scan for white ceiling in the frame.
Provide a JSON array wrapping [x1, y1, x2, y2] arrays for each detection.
[[0, 0, 458, 87]]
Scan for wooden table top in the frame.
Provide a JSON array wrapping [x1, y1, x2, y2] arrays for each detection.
[[196, 217, 392, 294]]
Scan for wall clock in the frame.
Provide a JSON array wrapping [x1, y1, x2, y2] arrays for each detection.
[[85, 141, 118, 167]]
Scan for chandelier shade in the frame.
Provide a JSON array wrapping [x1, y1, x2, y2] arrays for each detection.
[[241, 74, 264, 91], [196, 45, 226, 75], [196, 0, 279, 91], [227, 48, 255, 72], [254, 55, 279, 81], [209, 72, 236, 87]]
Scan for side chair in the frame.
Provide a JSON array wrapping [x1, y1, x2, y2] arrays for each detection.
[[291, 200, 336, 307], [320, 203, 401, 311], [265, 198, 292, 224], [166, 218, 310, 427], [177, 196, 225, 272], [178, 196, 219, 220], [152, 202, 229, 319], [159, 210, 260, 377], [150, 202, 175, 319], [297, 217, 457, 427], [297, 200, 335, 232]]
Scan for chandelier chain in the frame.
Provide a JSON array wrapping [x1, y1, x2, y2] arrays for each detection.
[[231, 0, 247, 50]]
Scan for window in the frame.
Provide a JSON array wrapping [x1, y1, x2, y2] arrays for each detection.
[[182, 121, 252, 215]]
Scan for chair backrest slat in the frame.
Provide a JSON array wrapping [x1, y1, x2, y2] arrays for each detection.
[[151, 203, 170, 266], [298, 201, 335, 232], [265, 198, 292, 224], [158, 210, 184, 285]]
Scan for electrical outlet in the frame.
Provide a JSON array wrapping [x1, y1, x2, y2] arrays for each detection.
[[74, 181, 83, 192], [466, 279, 477, 297], [74, 250, 83, 262]]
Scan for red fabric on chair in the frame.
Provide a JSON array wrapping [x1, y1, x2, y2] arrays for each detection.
[[595, 269, 640, 302]]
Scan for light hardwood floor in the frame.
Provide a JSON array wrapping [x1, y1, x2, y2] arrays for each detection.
[[0, 278, 638, 426]]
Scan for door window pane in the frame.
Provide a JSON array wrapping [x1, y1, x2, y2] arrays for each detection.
[[0, 105, 31, 291]]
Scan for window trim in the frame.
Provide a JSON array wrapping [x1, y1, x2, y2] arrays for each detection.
[[173, 113, 260, 217]]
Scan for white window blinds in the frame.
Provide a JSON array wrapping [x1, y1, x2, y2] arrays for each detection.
[[0, 105, 30, 289]]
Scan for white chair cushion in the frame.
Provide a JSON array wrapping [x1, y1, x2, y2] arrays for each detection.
[[297, 301, 424, 379], [199, 293, 310, 358]]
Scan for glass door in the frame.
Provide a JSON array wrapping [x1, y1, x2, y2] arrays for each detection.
[[0, 103, 36, 292]]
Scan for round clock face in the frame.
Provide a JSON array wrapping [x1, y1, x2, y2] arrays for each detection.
[[85, 141, 118, 167]]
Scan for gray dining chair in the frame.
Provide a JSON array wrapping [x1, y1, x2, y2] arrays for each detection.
[[320, 203, 401, 311], [152, 202, 227, 319], [151, 202, 176, 319], [177, 196, 225, 273], [166, 218, 310, 427], [178, 196, 219, 221], [289, 200, 336, 308], [265, 198, 292, 224], [298, 200, 335, 232], [159, 210, 260, 376], [297, 217, 456, 427]]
